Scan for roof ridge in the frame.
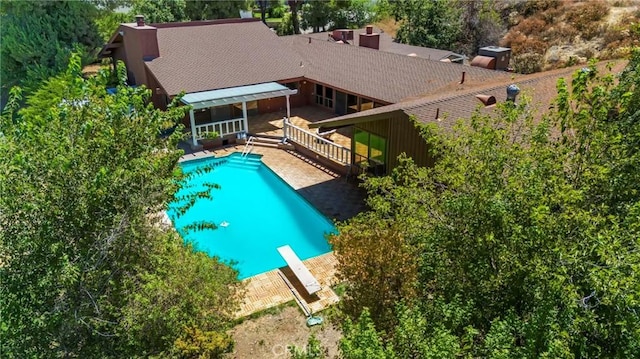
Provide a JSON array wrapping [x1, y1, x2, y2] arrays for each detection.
[[152, 18, 260, 29]]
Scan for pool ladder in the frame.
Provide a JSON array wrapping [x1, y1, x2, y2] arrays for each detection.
[[241, 136, 256, 157]]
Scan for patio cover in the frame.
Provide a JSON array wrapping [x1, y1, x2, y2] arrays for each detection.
[[181, 82, 298, 110]]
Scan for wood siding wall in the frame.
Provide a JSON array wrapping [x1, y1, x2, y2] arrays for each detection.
[[355, 114, 433, 174]]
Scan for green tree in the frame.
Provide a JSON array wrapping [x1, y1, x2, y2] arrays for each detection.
[[288, 0, 303, 34], [0, 56, 241, 358], [456, 0, 505, 55], [131, 0, 188, 23], [330, 216, 419, 332], [131, 0, 250, 23], [339, 309, 396, 359], [300, 0, 331, 33], [395, 0, 462, 50], [0, 0, 102, 98], [330, 0, 375, 30], [185, 0, 250, 21], [278, 11, 296, 35], [329, 52, 640, 357], [95, 10, 131, 41]]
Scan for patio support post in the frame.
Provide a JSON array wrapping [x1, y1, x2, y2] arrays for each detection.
[[286, 94, 291, 119], [242, 101, 248, 133], [189, 108, 197, 146]]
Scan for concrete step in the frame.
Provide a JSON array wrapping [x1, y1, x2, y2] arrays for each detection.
[[237, 135, 295, 151]]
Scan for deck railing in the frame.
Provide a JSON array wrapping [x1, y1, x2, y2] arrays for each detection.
[[195, 117, 245, 138], [283, 117, 351, 165]]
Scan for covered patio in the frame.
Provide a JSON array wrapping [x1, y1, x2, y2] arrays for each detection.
[[182, 82, 298, 147]]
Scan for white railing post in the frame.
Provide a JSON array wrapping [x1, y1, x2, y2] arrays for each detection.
[[283, 121, 351, 166], [283, 117, 289, 141], [189, 109, 197, 146]]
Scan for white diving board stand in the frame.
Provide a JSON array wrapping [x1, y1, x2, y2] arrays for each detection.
[[277, 245, 322, 295]]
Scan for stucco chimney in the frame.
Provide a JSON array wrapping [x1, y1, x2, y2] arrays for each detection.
[[135, 15, 145, 27]]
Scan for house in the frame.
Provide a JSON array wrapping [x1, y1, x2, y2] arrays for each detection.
[[99, 16, 512, 154], [307, 63, 626, 175]]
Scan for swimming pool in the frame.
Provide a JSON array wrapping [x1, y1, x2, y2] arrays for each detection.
[[167, 153, 335, 279]]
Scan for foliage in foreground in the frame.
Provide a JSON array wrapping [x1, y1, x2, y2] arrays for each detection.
[[327, 52, 640, 358], [0, 55, 241, 358]]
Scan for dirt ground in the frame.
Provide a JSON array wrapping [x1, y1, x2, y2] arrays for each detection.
[[228, 305, 342, 359]]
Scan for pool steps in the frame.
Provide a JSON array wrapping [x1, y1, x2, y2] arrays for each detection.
[[225, 155, 262, 170]]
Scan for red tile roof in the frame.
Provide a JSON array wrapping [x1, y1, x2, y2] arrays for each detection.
[[145, 21, 305, 95]]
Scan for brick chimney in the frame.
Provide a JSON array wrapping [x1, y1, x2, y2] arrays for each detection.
[[359, 25, 380, 50]]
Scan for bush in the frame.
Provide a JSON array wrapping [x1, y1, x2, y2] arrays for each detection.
[[269, 3, 287, 18], [516, 16, 548, 35], [566, 0, 610, 34], [512, 52, 543, 74]]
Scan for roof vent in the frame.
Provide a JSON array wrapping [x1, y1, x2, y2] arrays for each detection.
[[476, 94, 496, 106], [135, 15, 145, 27], [506, 84, 520, 102]]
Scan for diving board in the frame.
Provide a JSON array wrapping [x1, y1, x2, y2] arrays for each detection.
[[277, 245, 322, 295]]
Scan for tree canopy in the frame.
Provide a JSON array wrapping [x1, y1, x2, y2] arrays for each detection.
[[0, 56, 241, 358], [0, 0, 102, 99], [326, 51, 640, 358], [130, 0, 250, 23]]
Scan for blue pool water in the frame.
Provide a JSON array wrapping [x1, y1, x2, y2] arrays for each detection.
[[167, 153, 335, 279]]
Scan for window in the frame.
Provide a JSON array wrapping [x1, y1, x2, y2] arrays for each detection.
[[315, 84, 323, 106], [314, 84, 334, 109], [324, 87, 333, 108], [347, 94, 358, 114], [354, 128, 387, 175]]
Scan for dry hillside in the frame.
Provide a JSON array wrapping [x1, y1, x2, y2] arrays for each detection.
[[501, 0, 640, 73]]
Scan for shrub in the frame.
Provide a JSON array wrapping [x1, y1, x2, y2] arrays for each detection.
[[512, 52, 544, 74], [269, 3, 287, 18], [565, 0, 610, 34], [516, 16, 548, 35]]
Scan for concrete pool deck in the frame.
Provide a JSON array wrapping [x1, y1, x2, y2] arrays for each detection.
[[178, 144, 367, 317]]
